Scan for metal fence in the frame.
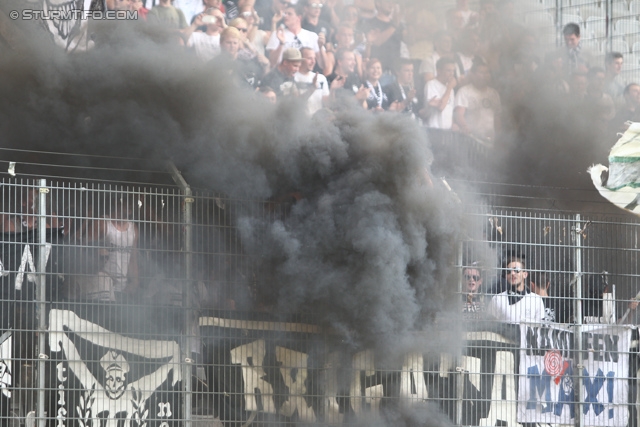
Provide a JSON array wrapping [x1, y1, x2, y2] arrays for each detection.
[[3, 157, 640, 426]]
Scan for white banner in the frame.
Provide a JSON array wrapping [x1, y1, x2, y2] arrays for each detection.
[[0, 331, 11, 399], [518, 323, 631, 426]]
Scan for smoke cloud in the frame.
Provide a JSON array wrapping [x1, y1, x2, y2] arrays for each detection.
[[0, 10, 472, 362]]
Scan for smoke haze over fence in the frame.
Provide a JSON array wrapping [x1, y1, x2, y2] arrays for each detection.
[[0, 11, 475, 369]]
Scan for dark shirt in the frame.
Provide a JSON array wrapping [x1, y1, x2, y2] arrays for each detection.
[[365, 80, 390, 110], [327, 72, 363, 97], [256, 0, 277, 31], [236, 57, 266, 88], [383, 81, 419, 115], [260, 67, 296, 96], [302, 18, 332, 37], [361, 18, 402, 72]]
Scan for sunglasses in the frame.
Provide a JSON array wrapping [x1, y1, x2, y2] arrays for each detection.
[[508, 267, 524, 273], [310, 3, 323, 7], [465, 274, 480, 281], [236, 27, 248, 32]]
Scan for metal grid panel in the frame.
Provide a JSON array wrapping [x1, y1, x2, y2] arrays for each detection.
[[0, 176, 639, 426]]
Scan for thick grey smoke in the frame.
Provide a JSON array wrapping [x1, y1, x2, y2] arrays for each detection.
[[0, 12, 470, 359]]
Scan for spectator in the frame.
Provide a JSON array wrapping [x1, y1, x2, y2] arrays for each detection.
[[364, 58, 389, 111], [561, 22, 593, 75], [582, 274, 608, 323], [238, 4, 270, 57], [266, 4, 320, 68], [147, 0, 189, 30], [403, 4, 441, 62], [487, 255, 545, 323], [129, 0, 149, 19], [568, 71, 588, 102], [445, 8, 466, 35], [384, 58, 418, 116], [535, 51, 569, 96], [229, 17, 270, 71], [454, 0, 478, 28], [258, 85, 278, 103], [420, 31, 456, 83], [261, 47, 303, 97], [421, 57, 457, 130], [301, 0, 332, 37], [354, 0, 376, 21], [530, 271, 560, 323], [255, 0, 289, 32], [454, 61, 501, 143], [295, 47, 330, 115], [462, 262, 487, 317], [362, 0, 404, 77], [70, 197, 139, 302], [185, 9, 225, 61], [585, 66, 615, 129], [609, 83, 640, 135], [326, 25, 363, 77], [455, 28, 482, 85], [327, 48, 364, 95], [319, 0, 340, 28], [221, 26, 266, 87], [339, 4, 361, 29], [604, 52, 626, 103]]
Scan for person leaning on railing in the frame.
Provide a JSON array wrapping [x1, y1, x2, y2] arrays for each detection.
[[529, 271, 572, 324], [487, 255, 545, 323], [462, 261, 487, 320]]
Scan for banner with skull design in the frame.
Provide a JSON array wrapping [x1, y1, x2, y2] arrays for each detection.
[[26, 0, 102, 51], [48, 309, 182, 427]]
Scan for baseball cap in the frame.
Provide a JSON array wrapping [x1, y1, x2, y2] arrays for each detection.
[[282, 48, 303, 62]]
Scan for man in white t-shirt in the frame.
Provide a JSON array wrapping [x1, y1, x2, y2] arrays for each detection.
[[454, 62, 501, 142], [266, 4, 320, 68], [186, 8, 225, 61], [295, 47, 330, 116], [488, 255, 545, 324], [421, 57, 457, 130]]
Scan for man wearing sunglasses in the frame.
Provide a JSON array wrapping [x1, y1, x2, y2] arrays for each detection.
[[487, 255, 545, 323], [301, 0, 331, 39], [462, 262, 486, 318]]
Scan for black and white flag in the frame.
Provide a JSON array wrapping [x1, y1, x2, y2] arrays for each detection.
[[48, 309, 182, 427]]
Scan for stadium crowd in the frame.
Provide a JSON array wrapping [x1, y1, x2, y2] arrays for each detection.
[[104, 0, 640, 145]]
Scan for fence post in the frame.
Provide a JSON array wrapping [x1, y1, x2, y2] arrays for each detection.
[[36, 179, 48, 427], [455, 242, 463, 425], [573, 213, 584, 427], [605, 0, 612, 53], [169, 163, 194, 427]]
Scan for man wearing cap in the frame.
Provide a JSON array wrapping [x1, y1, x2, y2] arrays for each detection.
[[487, 255, 545, 323], [260, 47, 303, 97]]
